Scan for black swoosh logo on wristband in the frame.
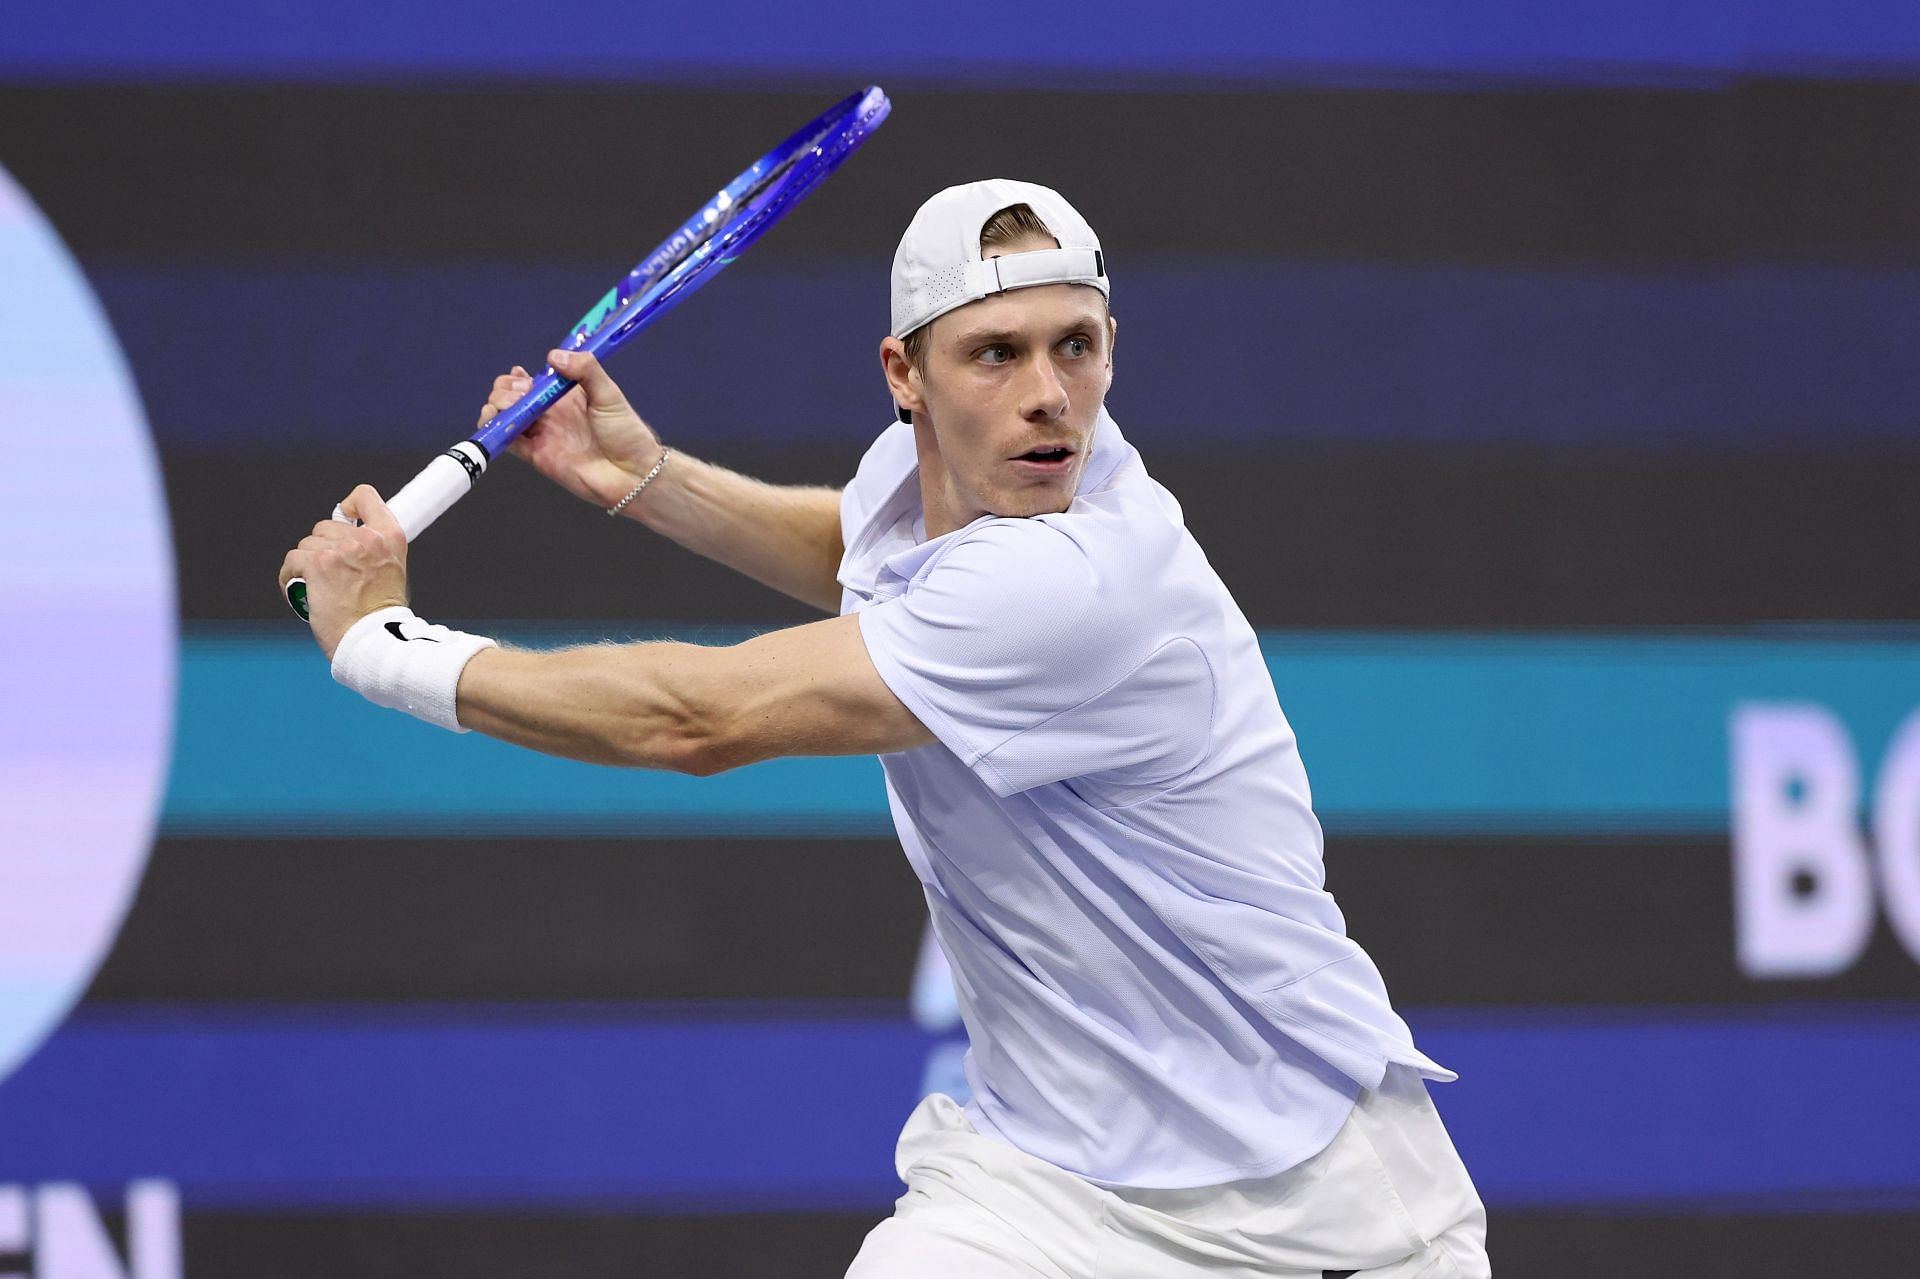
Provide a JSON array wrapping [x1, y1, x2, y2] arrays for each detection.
[[385, 621, 439, 643]]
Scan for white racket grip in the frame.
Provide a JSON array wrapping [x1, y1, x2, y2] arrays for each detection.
[[287, 441, 488, 620], [384, 441, 489, 541]]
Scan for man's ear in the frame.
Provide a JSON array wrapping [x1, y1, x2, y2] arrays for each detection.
[[1105, 312, 1118, 389], [880, 336, 925, 425]]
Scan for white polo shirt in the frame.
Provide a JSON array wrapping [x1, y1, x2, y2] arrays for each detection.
[[840, 410, 1451, 1190]]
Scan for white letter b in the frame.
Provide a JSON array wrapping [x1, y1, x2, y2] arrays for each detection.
[[1730, 703, 1874, 978]]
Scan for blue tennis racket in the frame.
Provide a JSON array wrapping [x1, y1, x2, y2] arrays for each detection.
[[287, 85, 891, 620]]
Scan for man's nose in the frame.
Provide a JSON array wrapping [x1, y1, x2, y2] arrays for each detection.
[[1021, 354, 1070, 419]]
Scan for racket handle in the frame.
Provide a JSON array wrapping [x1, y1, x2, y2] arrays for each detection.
[[285, 442, 489, 621]]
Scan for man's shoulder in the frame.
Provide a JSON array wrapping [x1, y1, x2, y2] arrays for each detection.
[[919, 507, 1187, 641], [922, 513, 1096, 592]]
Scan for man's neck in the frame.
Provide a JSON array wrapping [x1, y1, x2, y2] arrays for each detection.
[[912, 420, 973, 542]]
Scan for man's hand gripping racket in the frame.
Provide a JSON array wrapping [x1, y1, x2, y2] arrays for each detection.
[[282, 86, 890, 621]]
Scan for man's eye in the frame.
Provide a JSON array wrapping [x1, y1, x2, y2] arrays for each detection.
[[1062, 337, 1090, 357], [978, 345, 1012, 366]]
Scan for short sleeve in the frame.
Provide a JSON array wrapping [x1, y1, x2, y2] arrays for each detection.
[[857, 518, 1214, 797]]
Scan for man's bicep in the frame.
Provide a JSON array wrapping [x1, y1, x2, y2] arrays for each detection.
[[711, 612, 935, 764]]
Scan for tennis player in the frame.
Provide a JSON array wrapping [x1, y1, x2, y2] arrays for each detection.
[[280, 179, 1489, 1278]]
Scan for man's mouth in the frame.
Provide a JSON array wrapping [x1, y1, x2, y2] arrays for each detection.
[[1013, 444, 1075, 467]]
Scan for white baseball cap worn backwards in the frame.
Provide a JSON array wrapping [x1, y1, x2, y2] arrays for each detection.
[[890, 178, 1110, 340]]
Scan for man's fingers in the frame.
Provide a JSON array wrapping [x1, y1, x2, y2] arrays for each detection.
[[482, 374, 533, 429], [338, 484, 401, 537], [279, 538, 336, 582], [549, 348, 623, 406]]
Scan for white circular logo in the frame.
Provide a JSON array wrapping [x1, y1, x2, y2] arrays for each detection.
[[0, 163, 176, 1084]]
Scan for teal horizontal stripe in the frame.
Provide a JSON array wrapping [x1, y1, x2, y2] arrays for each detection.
[[164, 625, 1920, 837]]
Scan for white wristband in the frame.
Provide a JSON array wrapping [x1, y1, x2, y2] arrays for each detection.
[[330, 606, 497, 733]]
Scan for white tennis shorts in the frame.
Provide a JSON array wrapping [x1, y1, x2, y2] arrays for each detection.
[[845, 1065, 1489, 1279]]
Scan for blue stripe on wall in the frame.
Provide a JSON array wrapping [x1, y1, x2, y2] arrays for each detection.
[[7, 1, 1920, 86], [1416, 1003, 1920, 1208], [98, 258, 1920, 455], [1, 1001, 1914, 1210], [165, 627, 1920, 837]]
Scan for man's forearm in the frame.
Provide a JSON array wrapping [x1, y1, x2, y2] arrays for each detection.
[[448, 615, 933, 772], [623, 451, 845, 612], [453, 642, 723, 773]]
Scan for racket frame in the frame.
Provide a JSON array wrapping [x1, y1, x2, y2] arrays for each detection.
[[286, 85, 890, 621]]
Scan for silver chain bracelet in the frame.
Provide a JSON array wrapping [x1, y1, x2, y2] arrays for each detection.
[[605, 448, 672, 517]]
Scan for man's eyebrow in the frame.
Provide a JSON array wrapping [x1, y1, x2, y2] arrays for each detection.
[[946, 327, 1018, 349], [946, 316, 1108, 349]]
